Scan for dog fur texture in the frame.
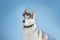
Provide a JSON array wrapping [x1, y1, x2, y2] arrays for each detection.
[[22, 9, 55, 40]]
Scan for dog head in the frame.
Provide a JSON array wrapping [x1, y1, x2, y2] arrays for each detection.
[[22, 9, 35, 28]]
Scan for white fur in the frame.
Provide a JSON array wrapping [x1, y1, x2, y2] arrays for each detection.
[[23, 11, 53, 40], [23, 15, 48, 40]]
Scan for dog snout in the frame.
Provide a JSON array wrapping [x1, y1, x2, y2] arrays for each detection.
[[23, 20, 25, 23]]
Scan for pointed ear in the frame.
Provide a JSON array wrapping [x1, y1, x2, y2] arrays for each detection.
[[31, 11, 35, 16], [24, 8, 27, 13]]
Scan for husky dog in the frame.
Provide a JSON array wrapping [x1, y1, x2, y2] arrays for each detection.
[[22, 9, 55, 40]]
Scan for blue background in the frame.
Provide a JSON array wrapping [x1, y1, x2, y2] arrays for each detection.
[[0, 0, 60, 40]]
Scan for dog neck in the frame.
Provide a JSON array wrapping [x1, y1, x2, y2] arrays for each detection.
[[24, 24, 34, 28], [24, 24, 37, 33]]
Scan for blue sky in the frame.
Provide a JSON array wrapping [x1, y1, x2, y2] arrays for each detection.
[[0, 0, 60, 40]]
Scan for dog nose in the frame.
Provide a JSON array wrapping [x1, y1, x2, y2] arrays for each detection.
[[23, 20, 25, 23]]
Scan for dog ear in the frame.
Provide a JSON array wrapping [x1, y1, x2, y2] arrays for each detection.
[[31, 11, 35, 16], [24, 8, 27, 13]]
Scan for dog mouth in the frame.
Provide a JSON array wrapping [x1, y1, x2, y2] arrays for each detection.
[[24, 24, 34, 28]]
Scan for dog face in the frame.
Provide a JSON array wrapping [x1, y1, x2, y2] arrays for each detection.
[[23, 9, 35, 27]]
